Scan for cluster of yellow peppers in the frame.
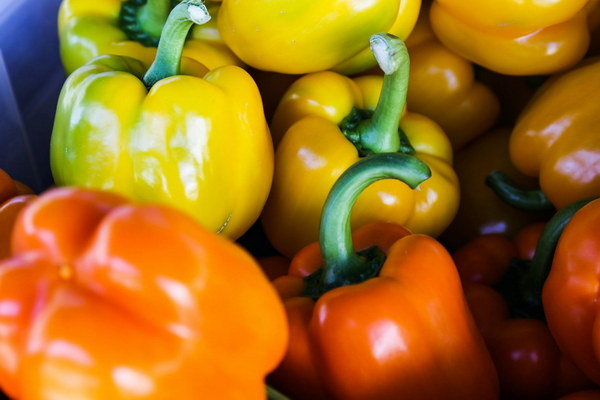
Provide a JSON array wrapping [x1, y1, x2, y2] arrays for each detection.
[[0, 0, 600, 398]]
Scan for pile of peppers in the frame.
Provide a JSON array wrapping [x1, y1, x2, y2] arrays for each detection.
[[1, 0, 600, 398]]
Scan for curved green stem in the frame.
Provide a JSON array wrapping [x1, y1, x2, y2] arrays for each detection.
[[522, 197, 597, 308], [486, 170, 555, 211], [319, 153, 431, 289], [137, 0, 172, 39], [342, 34, 410, 155], [142, 0, 210, 88], [266, 385, 290, 400]]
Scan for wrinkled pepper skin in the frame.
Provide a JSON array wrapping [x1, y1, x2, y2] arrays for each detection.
[[51, 51, 272, 239], [217, 0, 420, 75], [404, 5, 500, 150], [0, 186, 288, 400], [543, 198, 600, 385], [270, 221, 499, 400], [264, 68, 459, 258], [509, 58, 600, 209], [59, 0, 241, 74], [430, 0, 593, 75]]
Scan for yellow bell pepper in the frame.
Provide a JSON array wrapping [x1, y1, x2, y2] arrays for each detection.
[[429, 0, 595, 75], [217, 0, 421, 75], [262, 34, 459, 258], [404, 7, 500, 150], [506, 57, 600, 210], [50, 0, 273, 240], [59, 0, 242, 74]]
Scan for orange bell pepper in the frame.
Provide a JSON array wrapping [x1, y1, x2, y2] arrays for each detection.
[[269, 153, 499, 400], [0, 186, 288, 399], [542, 197, 600, 385], [404, 5, 500, 150], [454, 227, 595, 399]]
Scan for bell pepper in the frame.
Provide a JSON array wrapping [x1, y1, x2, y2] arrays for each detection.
[[51, 0, 273, 240], [540, 197, 600, 385], [454, 228, 595, 399], [0, 186, 288, 399], [404, 4, 500, 150], [263, 33, 459, 258], [217, 0, 420, 75], [268, 152, 499, 400], [502, 58, 600, 210], [59, 0, 242, 74], [429, 0, 594, 75]]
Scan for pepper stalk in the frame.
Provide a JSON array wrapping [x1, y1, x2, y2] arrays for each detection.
[[143, 0, 211, 88], [302, 153, 431, 298], [341, 33, 412, 156]]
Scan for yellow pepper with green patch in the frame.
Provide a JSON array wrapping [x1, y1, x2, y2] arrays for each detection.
[[51, 0, 272, 240]]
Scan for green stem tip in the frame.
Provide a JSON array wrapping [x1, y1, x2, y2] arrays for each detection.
[[342, 33, 410, 156], [142, 0, 210, 88]]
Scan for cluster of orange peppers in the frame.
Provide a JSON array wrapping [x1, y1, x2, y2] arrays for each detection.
[[1, 0, 600, 399]]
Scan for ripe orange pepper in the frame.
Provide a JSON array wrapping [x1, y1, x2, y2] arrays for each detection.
[[430, 0, 595, 75], [269, 153, 499, 400], [454, 228, 595, 399], [0, 186, 288, 399], [404, 5, 500, 150], [542, 197, 600, 385]]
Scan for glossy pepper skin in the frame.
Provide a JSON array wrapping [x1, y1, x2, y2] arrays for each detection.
[[508, 58, 600, 210], [51, 1, 273, 240], [59, 0, 242, 74], [217, 0, 420, 75], [263, 34, 459, 259], [0, 186, 288, 400], [454, 230, 595, 399], [543, 198, 600, 385], [404, 4, 499, 150], [430, 0, 594, 75], [269, 153, 499, 400]]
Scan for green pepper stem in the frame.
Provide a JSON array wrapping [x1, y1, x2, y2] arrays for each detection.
[[266, 385, 290, 400], [486, 170, 555, 211], [347, 34, 409, 155], [522, 197, 597, 307], [142, 0, 210, 88], [320, 153, 431, 288], [137, 0, 172, 39]]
